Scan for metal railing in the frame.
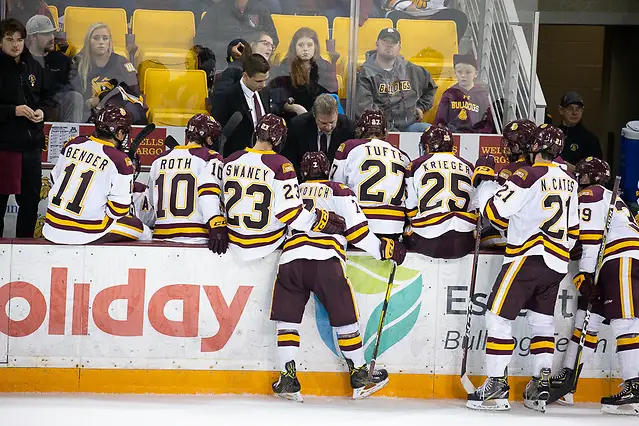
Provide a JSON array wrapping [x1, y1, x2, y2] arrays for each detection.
[[458, 0, 546, 130]]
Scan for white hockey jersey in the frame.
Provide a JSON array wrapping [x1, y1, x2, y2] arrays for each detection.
[[405, 152, 476, 239], [330, 138, 410, 235], [223, 148, 318, 261], [132, 182, 155, 228], [475, 162, 579, 273], [43, 136, 135, 244], [279, 180, 382, 265], [148, 144, 224, 244], [578, 185, 639, 273]]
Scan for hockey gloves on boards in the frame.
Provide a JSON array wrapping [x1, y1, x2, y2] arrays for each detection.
[[208, 215, 229, 255], [381, 238, 407, 265], [472, 155, 496, 187], [312, 209, 346, 234], [573, 272, 600, 303]]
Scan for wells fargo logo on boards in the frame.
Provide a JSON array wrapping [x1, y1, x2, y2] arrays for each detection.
[[315, 257, 422, 361], [0, 268, 252, 353]]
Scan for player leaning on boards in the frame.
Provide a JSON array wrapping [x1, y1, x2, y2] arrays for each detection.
[[148, 114, 228, 254], [467, 124, 579, 412], [404, 125, 476, 259], [43, 105, 152, 244], [223, 114, 346, 262], [550, 157, 639, 415], [330, 109, 410, 239], [271, 151, 407, 402]]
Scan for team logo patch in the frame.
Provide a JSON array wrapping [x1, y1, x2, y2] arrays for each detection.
[[458, 109, 468, 121], [570, 143, 578, 151], [248, 14, 259, 27], [540, 123, 548, 129], [514, 168, 528, 180], [28, 74, 36, 87], [282, 162, 294, 173], [338, 143, 345, 152], [124, 62, 136, 72], [119, 108, 127, 116], [511, 123, 518, 130], [579, 189, 594, 197], [125, 157, 133, 167], [499, 169, 512, 180]]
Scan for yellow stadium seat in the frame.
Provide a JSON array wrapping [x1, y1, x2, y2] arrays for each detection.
[[422, 78, 457, 124], [332, 17, 393, 67], [396, 19, 458, 79], [48, 5, 59, 29], [132, 9, 196, 69], [64, 6, 128, 58], [271, 14, 330, 64], [144, 69, 208, 126]]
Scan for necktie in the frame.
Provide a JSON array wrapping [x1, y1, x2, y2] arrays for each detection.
[[253, 93, 263, 121], [320, 133, 328, 153]]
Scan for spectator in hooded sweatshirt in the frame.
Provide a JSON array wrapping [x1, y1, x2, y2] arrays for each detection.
[[434, 53, 494, 133], [356, 28, 437, 132]]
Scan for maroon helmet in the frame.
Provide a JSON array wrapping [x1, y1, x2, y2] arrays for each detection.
[[530, 124, 565, 159], [186, 113, 222, 147], [501, 119, 536, 162], [256, 114, 287, 149], [94, 104, 133, 143], [420, 124, 454, 153], [300, 151, 330, 181], [575, 157, 611, 187], [355, 109, 387, 139]]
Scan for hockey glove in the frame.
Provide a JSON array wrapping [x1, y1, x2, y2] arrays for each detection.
[[472, 155, 496, 187], [312, 209, 346, 234], [208, 215, 229, 255], [573, 272, 600, 302], [381, 238, 407, 265]]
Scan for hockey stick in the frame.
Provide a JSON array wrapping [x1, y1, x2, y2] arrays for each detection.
[[128, 123, 156, 161], [218, 111, 243, 155], [570, 176, 620, 391], [164, 135, 179, 150], [460, 213, 483, 394], [368, 260, 397, 380]]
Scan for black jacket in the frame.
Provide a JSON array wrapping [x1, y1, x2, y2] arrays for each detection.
[[211, 80, 271, 157], [0, 49, 54, 152], [559, 122, 602, 165], [281, 112, 355, 177], [42, 51, 72, 93]]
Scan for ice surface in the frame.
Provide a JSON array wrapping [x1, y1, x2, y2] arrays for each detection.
[[1, 394, 636, 426]]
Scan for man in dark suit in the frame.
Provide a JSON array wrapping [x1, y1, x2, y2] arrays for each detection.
[[211, 54, 271, 157], [282, 94, 355, 177]]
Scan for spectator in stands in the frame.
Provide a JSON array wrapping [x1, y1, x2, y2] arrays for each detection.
[[270, 27, 338, 122], [249, 31, 274, 62], [196, 0, 278, 71], [356, 28, 437, 132], [282, 93, 355, 177], [6, 0, 53, 25], [69, 23, 141, 122], [213, 38, 252, 97], [558, 91, 602, 165], [25, 15, 82, 123], [211, 54, 271, 157], [434, 53, 494, 133], [0, 18, 53, 238], [382, 0, 468, 42]]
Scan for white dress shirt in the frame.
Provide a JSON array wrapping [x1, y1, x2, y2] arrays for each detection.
[[240, 79, 265, 128], [316, 130, 332, 152]]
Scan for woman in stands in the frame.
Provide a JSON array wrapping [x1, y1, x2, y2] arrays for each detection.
[[69, 22, 140, 122], [249, 31, 274, 62], [270, 27, 338, 122]]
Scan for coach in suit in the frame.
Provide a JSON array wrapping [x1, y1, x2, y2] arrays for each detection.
[[282, 94, 355, 176], [211, 54, 271, 157]]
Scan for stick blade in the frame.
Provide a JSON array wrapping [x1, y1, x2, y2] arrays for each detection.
[[461, 374, 476, 394]]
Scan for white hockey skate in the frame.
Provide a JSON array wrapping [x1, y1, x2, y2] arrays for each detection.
[[466, 376, 511, 411], [601, 379, 639, 416]]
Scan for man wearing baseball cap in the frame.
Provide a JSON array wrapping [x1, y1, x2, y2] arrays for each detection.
[[356, 28, 437, 132], [558, 91, 602, 165], [26, 15, 82, 123]]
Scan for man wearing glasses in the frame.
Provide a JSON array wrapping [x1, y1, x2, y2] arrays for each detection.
[[558, 91, 602, 165]]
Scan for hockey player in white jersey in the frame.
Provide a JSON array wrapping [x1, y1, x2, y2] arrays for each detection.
[[330, 109, 410, 238], [43, 105, 152, 244], [148, 114, 228, 254], [271, 151, 406, 402], [549, 157, 639, 415], [467, 124, 579, 412], [404, 125, 476, 258], [223, 114, 346, 261]]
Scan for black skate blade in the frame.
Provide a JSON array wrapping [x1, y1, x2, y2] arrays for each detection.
[[601, 403, 639, 416], [352, 378, 389, 400], [524, 398, 547, 413], [274, 391, 303, 403], [547, 381, 575, 405], [466, 398, 510, 411]]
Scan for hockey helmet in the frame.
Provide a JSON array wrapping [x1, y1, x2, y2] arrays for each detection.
[[420, 124, 454, 154], [94, 104, 133, 145], [575, 157, 611, 187], [256, 114, 287, 150], [355, 109, 387, 139], [529, 124, 565, 160], [300, 151, 330, 182], [500, 119, 536, 162], [185, 113, 222, 148]]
